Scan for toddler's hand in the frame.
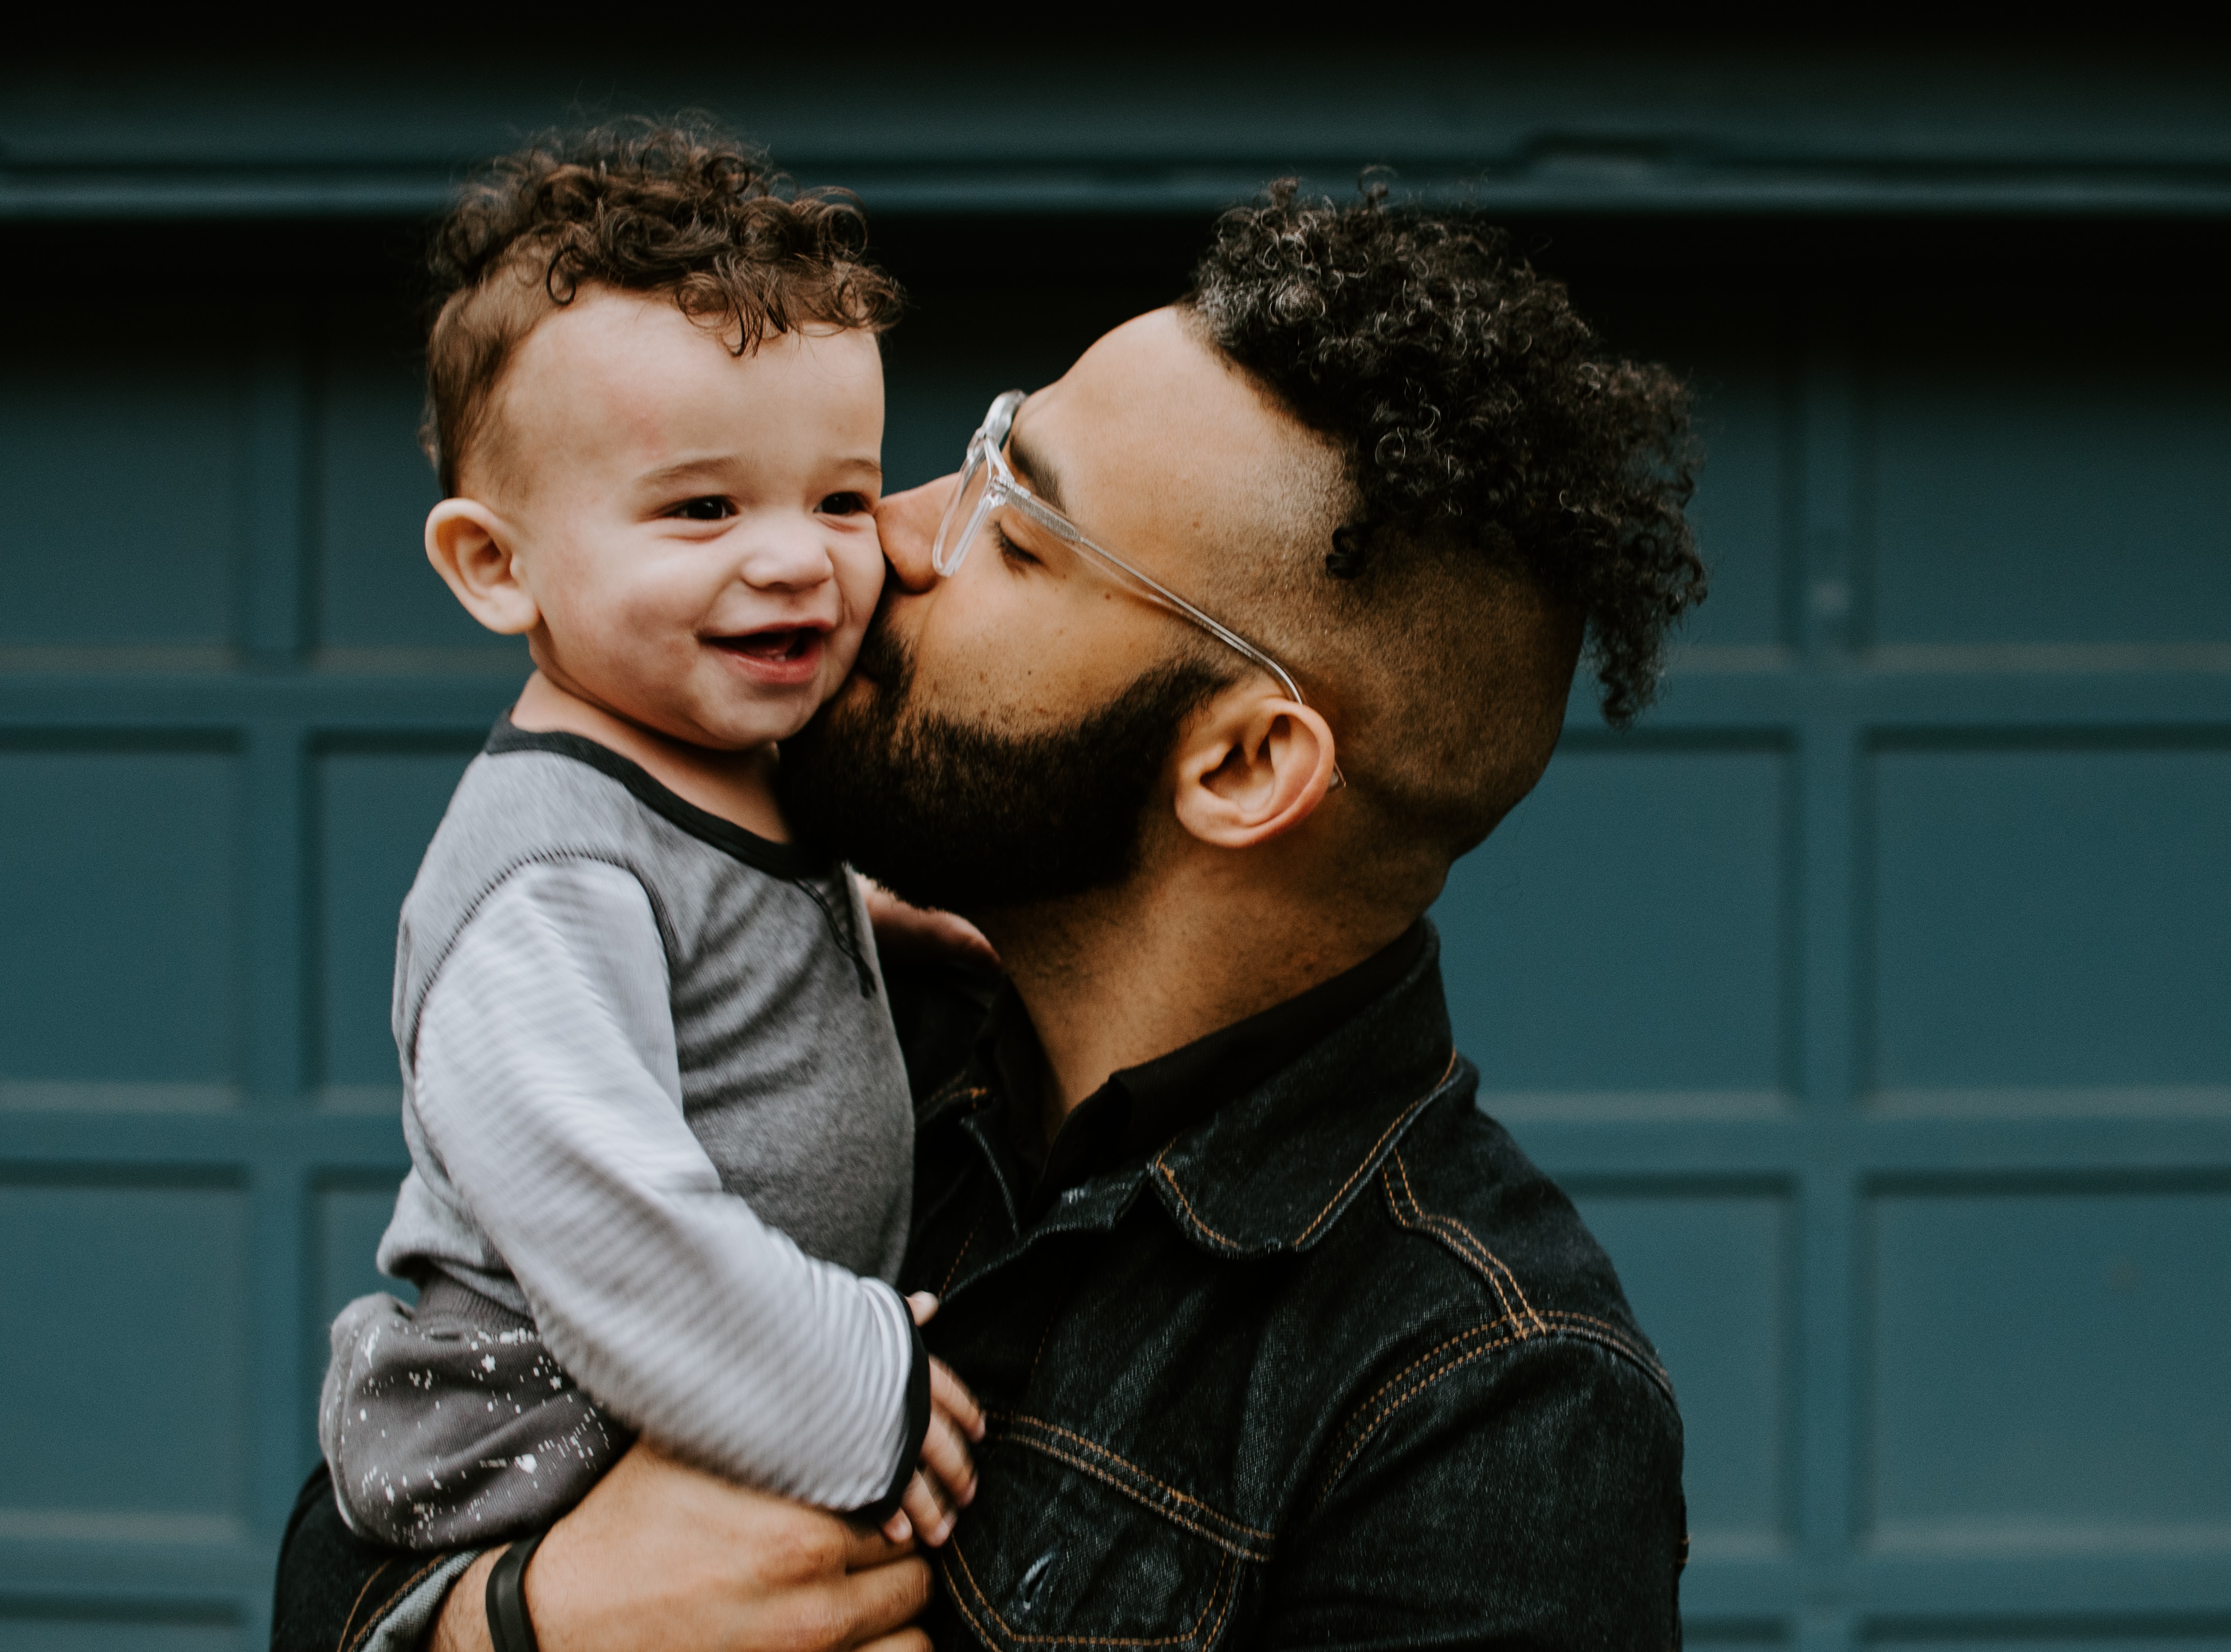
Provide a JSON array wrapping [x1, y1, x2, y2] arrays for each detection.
[[858, 877, 1000, 973], [880, 1292, 986, 1549]]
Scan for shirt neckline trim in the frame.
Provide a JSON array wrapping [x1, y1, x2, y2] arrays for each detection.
[[484, 716, 832, 882]]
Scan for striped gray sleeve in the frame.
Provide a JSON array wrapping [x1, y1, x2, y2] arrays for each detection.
[[409, 858, 914, 1510]]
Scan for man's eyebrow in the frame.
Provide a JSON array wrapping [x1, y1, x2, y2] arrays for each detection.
[[1005, 429, 1066, 512]]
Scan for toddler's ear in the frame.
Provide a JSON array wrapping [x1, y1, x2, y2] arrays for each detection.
[[426, 499, 539, 635]]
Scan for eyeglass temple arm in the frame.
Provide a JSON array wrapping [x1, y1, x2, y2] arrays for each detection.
[[999, 491, 1310, 706]]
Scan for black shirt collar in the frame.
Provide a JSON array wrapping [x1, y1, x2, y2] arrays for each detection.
[[983, 920, 1431, 1217]]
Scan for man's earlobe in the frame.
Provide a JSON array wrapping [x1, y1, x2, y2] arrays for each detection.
[[1172, 695, 1339, 850], [425, 499, 538, 636]]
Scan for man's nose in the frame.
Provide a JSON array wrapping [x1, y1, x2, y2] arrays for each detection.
[[877, 475, 958, 593]]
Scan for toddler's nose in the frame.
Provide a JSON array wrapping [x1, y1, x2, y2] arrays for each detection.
[[735, 517, 836, 589]]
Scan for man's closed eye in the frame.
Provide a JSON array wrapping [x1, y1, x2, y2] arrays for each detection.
[[992, 522, 1043, 568]]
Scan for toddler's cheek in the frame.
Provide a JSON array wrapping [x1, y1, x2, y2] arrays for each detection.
[[820, 619, 871, 702], [839, 531, 888, 613]]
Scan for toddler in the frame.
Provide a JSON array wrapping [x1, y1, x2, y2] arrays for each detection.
[[318, 124, 976, 1553]]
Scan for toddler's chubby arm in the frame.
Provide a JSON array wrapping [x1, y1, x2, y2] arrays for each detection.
[[404, 857, 975, 1528]]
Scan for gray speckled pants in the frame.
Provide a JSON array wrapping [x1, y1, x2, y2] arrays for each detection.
[[317, 1275, 631, 1549]]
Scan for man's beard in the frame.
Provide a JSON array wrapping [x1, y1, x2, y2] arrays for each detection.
[[778, 613, 1225, 918]]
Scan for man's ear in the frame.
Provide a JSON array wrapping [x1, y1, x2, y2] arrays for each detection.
[[1171, 688, 1339, 849], [425, 498, 538, 635]]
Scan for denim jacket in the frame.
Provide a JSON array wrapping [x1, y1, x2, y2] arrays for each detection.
[[896, 922, 1686, 1649], [271, 923, 1684, 1650]]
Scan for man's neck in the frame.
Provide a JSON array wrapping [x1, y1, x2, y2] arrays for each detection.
[[981, 851, 1417, 1143], [509, 671, 788, 841]]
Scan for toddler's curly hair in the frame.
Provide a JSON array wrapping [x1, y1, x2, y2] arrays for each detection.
[[421, 117, 902, 496]]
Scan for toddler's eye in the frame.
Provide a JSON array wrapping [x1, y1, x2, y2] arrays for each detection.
[[669, 497, 735, 521], [819, 491, 871, 516]]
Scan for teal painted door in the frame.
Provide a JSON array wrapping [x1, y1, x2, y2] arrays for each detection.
[[2, 206, 2226, 1650]]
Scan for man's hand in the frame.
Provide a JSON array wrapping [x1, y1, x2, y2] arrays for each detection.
[[882, 1292, 987, 1548], [431, 1444, 932, 1652], [858, 876, 1000, 972]]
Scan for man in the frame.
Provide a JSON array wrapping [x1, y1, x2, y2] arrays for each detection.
[[275, 183, 1705, 1650]]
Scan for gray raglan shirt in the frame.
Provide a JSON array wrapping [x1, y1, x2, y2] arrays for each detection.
[[371, 720, 918, 1510]]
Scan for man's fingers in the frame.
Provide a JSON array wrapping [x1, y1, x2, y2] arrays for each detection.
[[854, 1632, 933, 1652], [821, 1553, 935, 1640], [843, 1518, 916, 1571], [906, 1292, 938, 1327], [929, 1358, 985, 1442]]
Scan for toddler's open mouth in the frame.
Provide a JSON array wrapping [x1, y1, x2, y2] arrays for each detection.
[[714, 627, 817, 661], [708, 625, 827, 686]]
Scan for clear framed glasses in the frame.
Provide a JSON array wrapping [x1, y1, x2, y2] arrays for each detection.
[[931, 390, 1319, 713]]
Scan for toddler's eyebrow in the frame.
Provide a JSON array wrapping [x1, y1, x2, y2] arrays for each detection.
[[634, 454, 882, 489], [636, 456, 736, 489]]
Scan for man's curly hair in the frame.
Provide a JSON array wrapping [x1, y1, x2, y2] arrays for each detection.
[[421, 118, 901, 496], [1186, 182, 1703, 727]]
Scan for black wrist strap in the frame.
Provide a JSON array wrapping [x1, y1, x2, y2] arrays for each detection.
[[485, 1530, 546, 1652], [857, 1314, 934, 1523]]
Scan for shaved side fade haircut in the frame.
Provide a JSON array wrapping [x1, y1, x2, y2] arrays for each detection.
[[1183, 181, 1706, 863], [420, 117, 902, 496]]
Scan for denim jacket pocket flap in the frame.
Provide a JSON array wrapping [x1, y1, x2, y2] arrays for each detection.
[[938, 1419, 1264, 1652]]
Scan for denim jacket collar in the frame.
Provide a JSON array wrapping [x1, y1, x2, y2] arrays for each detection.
[[1143, 922, 1460, 1257], [923, 920, 1461, 1261]]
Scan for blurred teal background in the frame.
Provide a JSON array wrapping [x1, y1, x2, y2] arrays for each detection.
[[2, 28, 2228, 1651]]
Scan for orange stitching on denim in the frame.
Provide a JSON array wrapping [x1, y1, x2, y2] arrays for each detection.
[[1006, 1414, 1276, 1545], [340, 1554, 453, 1652], [1336, 1319, 1527, 1447], [1532, 1309, 1669, 1386], [1151, 1156, 1243, 1250], [334, 1558, 394, 1652], [1376, 1161, 1668, 1385], [1381, 1158, 1522, 1325], [1324, 1328, 1531, 1492], [1315, 1317, 1677, 1508], [1005, 1436, 1273, 1561], [1291, 1053, 1459, 1246], [1384, 1149, 1545, 1332], [1333, 1313, 1667, 1483], [1152, 1052, 1460, 1253], [940, 1212, 985, 1294], [945, 1535, 1235, 1646]]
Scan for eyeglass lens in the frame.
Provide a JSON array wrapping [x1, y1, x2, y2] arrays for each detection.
[[931, 444, 995, 576]]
